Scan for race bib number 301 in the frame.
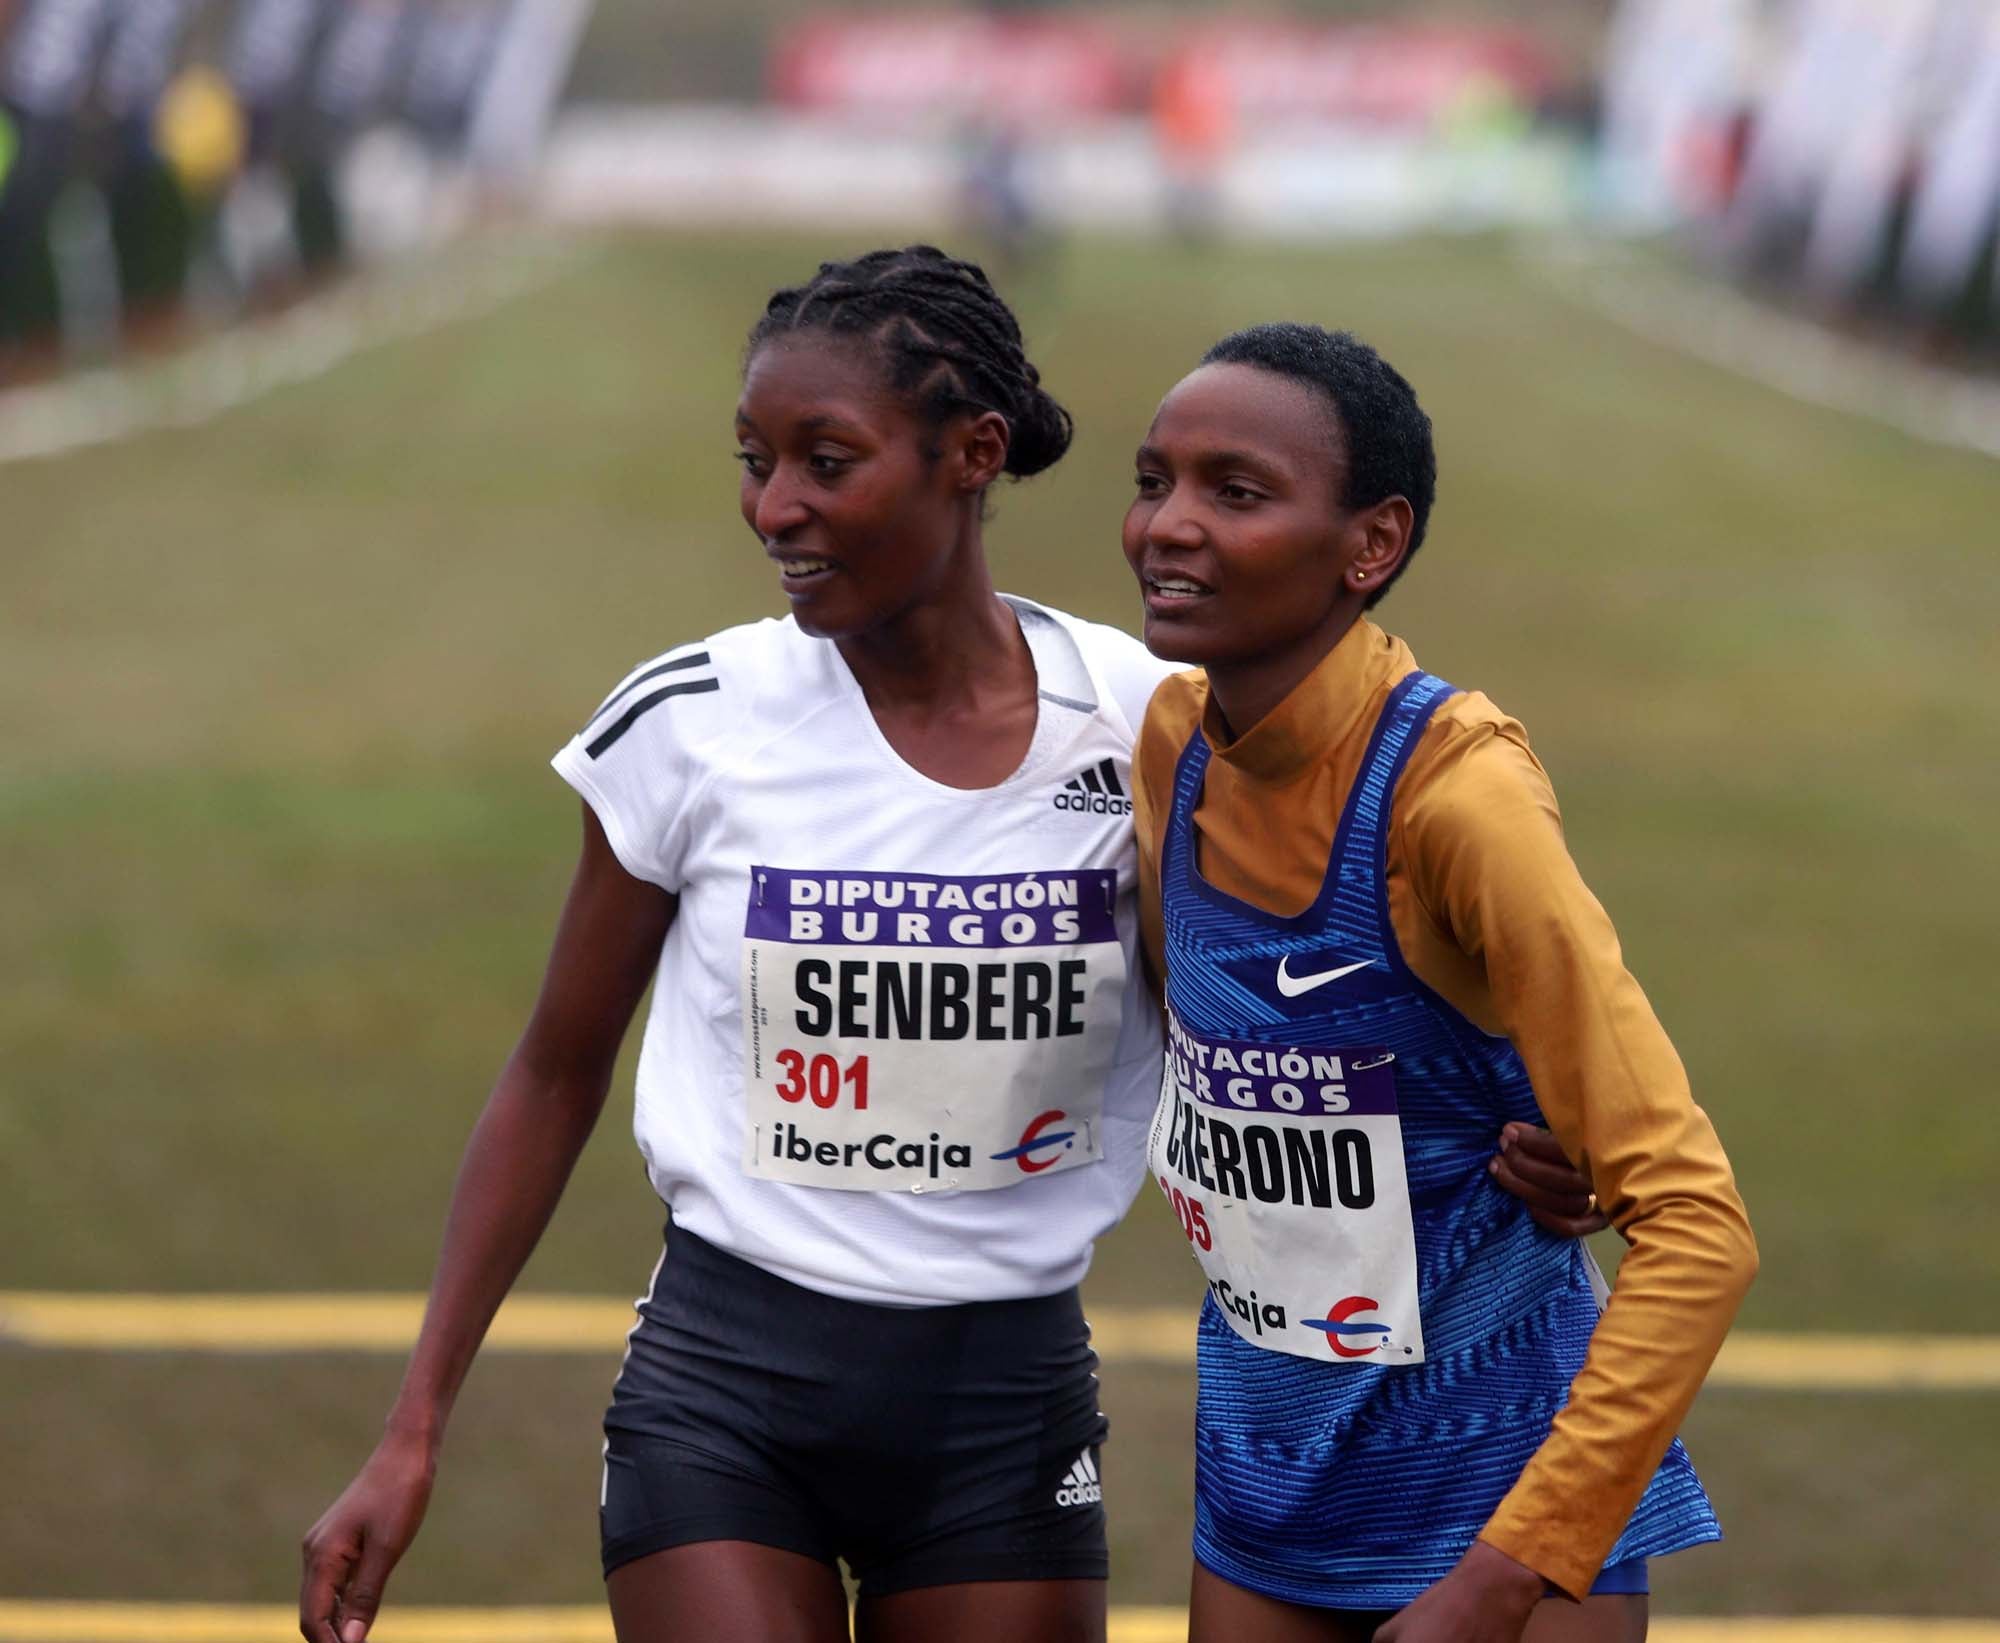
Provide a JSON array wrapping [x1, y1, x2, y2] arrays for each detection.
[[742, 866, 1126, 1193], [1147, 1005, 1425, 1364]]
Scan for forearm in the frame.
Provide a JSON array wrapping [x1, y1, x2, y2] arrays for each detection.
[[385, 1050, 612, 1444], [1479, 987, 1757, 1591], [1482, 1165, 1756, 1592], [300, 806, 669, 1643]]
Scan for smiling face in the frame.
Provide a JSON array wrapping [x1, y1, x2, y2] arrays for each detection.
[[1123, 361, 1415, 729], [1123, 363, 1351, 663], [735, 335, 1004, 639]]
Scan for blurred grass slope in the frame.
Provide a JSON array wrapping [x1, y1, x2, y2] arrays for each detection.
[[3, 228, 1996, 1610]]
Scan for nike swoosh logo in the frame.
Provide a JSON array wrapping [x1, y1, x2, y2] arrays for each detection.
[[1274, 955, 1374, 998]]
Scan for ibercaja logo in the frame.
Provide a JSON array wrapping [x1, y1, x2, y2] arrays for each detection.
[[990, 1109, 1076, 1173], [1302, 1295, 1396, 1358]]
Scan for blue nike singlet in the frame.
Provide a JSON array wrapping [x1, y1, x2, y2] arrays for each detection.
[[1152, 670, 1719, 1608]]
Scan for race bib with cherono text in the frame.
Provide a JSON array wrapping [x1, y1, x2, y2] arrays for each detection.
[[742, 865, 1127, 1193], [1146, 1005, 1425, 1364]]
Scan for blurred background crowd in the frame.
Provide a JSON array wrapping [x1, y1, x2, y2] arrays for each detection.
[[1, 0, 1997, 384], [0, 0, 584, 368]]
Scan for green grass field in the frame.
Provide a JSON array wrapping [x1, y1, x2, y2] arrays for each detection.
[[3, 229, 1997, 1619]]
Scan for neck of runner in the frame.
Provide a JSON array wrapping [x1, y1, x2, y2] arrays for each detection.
[[1203, 617, 1388, 783]]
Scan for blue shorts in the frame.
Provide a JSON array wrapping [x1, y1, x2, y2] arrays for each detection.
[[1199, 1554, 1650, 1616], [599, 1221, 1110, 1595], [1580, 1558, 1650, 1597]]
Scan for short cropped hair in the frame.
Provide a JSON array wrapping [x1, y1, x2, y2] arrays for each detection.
[[1201, 324, 1436, 606]]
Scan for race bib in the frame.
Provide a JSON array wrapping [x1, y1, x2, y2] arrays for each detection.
[[1147, 1005, 1425, 1364], [742, 865, 1127, 1193]]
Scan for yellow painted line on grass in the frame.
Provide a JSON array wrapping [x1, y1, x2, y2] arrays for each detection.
[[1656, 1631, 2000, 1643], [0, 1608, 1176, 1643], [0, 1605, 605, 1642], [3, 1294, 1999, 1391], [2, 1608, 1999, 1643], [1712, 1334, 2000, 1392], [0, 1293, 624, 1353]]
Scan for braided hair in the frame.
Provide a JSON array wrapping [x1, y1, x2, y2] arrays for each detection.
[[746, 246, 1073, 479]]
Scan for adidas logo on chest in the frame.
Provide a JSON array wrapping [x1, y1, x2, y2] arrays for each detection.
[[1053, 758, 1132, 816]]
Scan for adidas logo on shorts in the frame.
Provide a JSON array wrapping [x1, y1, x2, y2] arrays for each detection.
[[1054, 1449, 1102, 1508], [1053, 759, 1132, 816]]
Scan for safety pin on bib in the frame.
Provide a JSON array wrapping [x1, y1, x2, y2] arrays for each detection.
[[1351, 1052, 1396, 1072]]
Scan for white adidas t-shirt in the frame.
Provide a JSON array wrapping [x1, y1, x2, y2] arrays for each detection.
[[552, 596, 1177, 1307]]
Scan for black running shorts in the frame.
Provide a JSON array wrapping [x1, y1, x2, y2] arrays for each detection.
[[599, 1221, 1110, 1595]]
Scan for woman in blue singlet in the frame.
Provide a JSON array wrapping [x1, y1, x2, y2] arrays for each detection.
[[1124, 325, 1759, 1643]]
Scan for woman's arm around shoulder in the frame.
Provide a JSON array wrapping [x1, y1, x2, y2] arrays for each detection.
[[298, 803, 674, 1643], [1396, 704, 1758, 1613]]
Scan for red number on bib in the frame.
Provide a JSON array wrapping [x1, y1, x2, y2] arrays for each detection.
[[1168, 1186, 1212, 1251], [776, 1051, 871, 1109], [1187, 1198, 1213, 1251]]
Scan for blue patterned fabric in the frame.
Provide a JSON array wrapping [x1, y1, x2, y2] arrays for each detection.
[[1162, 671, 1718, 1608]]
